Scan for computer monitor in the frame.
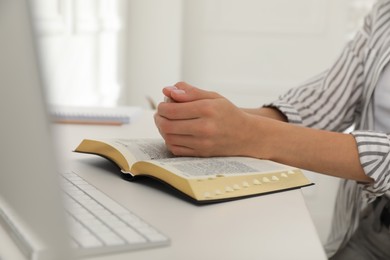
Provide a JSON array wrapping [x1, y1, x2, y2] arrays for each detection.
[[0, 0, 70, 259]]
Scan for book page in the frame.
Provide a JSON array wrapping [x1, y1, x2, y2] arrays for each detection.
[[109, 138, 175, 162], [151, 157, 294, 178]]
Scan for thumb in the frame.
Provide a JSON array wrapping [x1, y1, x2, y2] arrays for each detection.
[[163, 82, 221, 103]]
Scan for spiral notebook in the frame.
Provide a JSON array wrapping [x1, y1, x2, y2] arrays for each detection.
[[51, 105, 142, 125]]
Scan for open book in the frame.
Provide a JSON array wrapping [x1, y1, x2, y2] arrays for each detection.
[[74, 138, 312, 203]]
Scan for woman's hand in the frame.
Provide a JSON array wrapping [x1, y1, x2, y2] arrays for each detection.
[[154, 82, 256, 157]]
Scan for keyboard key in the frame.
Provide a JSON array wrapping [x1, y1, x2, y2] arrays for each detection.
[[115, 227, 147, 243]]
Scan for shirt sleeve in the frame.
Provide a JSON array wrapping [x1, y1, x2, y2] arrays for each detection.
[[268, 2, 390, 199], [268, 11, 371, 132]]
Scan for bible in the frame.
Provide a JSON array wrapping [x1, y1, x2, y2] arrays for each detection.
[[74, 138, 312, 203]]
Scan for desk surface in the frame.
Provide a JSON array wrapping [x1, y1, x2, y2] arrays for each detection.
[[2, 110, 327, 260]]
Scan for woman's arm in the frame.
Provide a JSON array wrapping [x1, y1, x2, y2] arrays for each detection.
[[155, 83, 373, 183]]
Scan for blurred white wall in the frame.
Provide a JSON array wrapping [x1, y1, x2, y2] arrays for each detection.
[[34, 0, 375, 108], [124, 0, 375, 108], [182, 0, 346, 107], [123, 0, 183, 107]]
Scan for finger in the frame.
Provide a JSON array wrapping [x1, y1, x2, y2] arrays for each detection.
[[157, 99, 212, 120], [162, 86, 182, 100], [155, 114, 203, 135], [164, 134, 203, 156], [163, 82, 221, 103], [153, 112, 165, 137], [165, 134, 215, 157], [166, 144, 196, 157]]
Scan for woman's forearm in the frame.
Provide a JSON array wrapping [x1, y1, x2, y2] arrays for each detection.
[[243, 114, 373, 183]]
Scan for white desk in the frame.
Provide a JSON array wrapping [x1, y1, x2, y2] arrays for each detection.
[[2, 110, 327, 260]]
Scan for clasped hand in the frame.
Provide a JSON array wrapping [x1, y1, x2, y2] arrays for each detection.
[[154, 82, 255, 157]]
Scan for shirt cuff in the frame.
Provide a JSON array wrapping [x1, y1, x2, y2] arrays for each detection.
[[265, 100, 303, 125], [351, 130, 390, 201]]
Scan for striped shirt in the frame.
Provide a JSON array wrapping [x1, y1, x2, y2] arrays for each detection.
[[269, 0, 390, 257], [374, 62, 390, 131]]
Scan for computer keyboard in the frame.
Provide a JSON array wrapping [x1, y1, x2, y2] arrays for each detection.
[[61, 172, 169, 257]]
